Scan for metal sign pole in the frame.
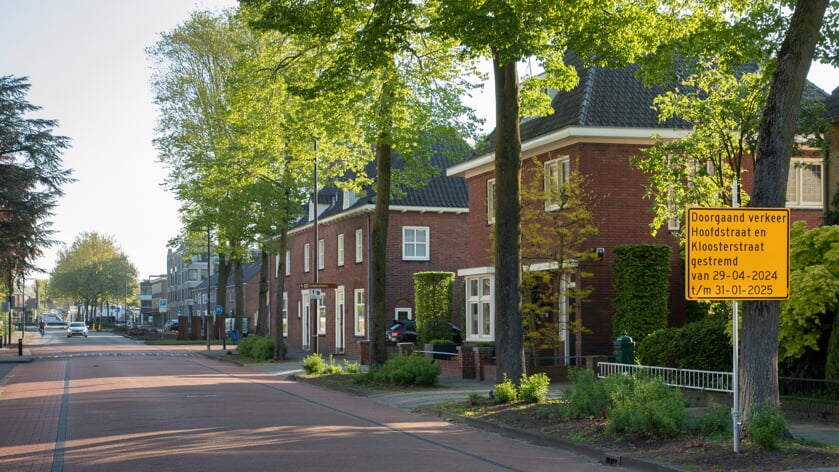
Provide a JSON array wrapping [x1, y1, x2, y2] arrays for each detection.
[[732, 179, 741, 453]]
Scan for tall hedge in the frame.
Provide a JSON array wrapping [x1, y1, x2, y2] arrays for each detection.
[[636, 316, 732, 371], [413, 272, 455, 345], [612, 244, 671, 343]]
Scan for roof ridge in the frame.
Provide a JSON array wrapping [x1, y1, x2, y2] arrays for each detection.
[[578, 65, 596, 125]]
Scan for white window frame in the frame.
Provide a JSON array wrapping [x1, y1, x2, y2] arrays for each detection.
[[395, 307, 412, 321], [335, 286, 345, 353], [466, 275, 494, 342], [303, 243, 310, 273], [354, 288, 366, 336], [284, 250, 291, 276], [544, 156, 570, 211], [786, 158, 823, 208], [355, 229, 363, 263], [282, 292, 288, 337], [402, 226, 430, 261], [486, 178, 496, 224], [318, 239, 325, 270], [318, 295, 326, 335], [337, 233, 345, 267]]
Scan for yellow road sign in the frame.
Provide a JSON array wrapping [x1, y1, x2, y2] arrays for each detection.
[[685, 208, 789, 300]]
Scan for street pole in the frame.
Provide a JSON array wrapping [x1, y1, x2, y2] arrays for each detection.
[[312, 142, 319, 355], [207, 224, 212, 352]]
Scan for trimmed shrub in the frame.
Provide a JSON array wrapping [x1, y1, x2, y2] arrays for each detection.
[[637, 316, 731, 371], [414, 272, 456, 345], [237, 336, 276, 361], [695, 402, 731, 438], [612, 244, 671, 343], [519, 372, 550, 403], [370, 355, 440, 387]]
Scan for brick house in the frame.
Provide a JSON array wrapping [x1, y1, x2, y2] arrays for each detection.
[[272, 151, 469, 360], [447, 56, 830, 362], [191, 259, 263, 336]]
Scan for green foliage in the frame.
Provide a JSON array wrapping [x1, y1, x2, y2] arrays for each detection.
[[781, 222, 839, 360], [492, 374, 518, 404], [413, 272, 456, 345], [827, 314, 839, 384], [637, 316, 732, 371], [611, 244, 672, 343], [694, 402, 731, 438], [518, 372, 551, 404], [302, 353, 326, 374], [370, 356, 441, 387], [606, 375, 688, 439], [561, 369, 612, 419], [747, 404, 788, 450], [342, 359, 361, 374], [237, 335, 280, 361]]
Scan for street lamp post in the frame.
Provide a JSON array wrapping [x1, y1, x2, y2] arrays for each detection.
[[206, 224, 212, 352]]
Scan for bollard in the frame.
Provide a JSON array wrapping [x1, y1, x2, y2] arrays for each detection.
[[18, 338, 23, 356]]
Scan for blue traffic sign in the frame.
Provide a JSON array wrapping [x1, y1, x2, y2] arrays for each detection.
[[215, 305, 223, 315]]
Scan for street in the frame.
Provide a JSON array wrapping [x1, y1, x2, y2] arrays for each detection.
[[0, 330, 610, 472]]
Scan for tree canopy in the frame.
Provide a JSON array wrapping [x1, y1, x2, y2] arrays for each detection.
[[0, 75, 73, 289]]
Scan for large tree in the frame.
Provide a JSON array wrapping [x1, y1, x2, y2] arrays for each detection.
[[0, 76, 73, 300], [742, 0, 832, 423], [240, 0, 481, 366], [433, 0, 745, 382], [49, 232, 138, 320]]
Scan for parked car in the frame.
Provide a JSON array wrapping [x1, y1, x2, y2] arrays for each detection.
[[164, 320, 179, 332], [39, 314, 66, 326], [386, 319, 462, 344], [67, 322, 89, 338]]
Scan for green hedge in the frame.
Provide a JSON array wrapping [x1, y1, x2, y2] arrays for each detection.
[[611, 244, 671, 343], [413, 271, 455, 345], [636, 316, 731, 371]]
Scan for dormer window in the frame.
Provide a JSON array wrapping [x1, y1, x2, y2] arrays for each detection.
[[343, 189, 357, 210]]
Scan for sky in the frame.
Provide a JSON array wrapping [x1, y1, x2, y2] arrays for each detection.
[[1, 1, 838, 281]]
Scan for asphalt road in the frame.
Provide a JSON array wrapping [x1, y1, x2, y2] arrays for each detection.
[[0, 331, 612, 472]]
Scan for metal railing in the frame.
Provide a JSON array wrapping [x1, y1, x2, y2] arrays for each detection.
[[598, 362, 733, 393]]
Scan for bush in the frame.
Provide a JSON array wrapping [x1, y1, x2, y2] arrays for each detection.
[[606, 375, 687, 439], [748, 404, 788, 450], [370, 355, 440, 387], [637, 316, 731, 371], [342, 359, 361, 374], [493, 374, 518, 404], [695, 402, 731, 438], [611, 244, 671, 343], [519, 372, 550, 403], [303, 353, 326, 374], [562, 369, 611, 418], [237, 336, 276, 361]]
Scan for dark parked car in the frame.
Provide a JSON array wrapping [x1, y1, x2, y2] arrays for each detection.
[[164, 320, 179, 332], [386, 319, 462, 344]]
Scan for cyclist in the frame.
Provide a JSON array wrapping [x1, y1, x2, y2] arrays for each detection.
[[39, 318, 46, 337]]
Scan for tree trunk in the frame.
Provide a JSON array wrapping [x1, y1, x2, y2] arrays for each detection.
[[234, 257, 244, 333], [215, 253, 231, 339], [370, 140, 392, 368], [493, 55, 525, 383], [256, 249, 270, 336], [741, 0, 827, 423]]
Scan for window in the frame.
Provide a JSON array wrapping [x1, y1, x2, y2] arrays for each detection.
[[355, 229, 363, 263], [395, 307, 412, 321], [354, 289, 366, 336], [544, 157, 570, 211], [343, 189, 357, 209], [282, 292, 288, 337], [337, 234, 344, 266], [303, 243, 310, 273], [318, 239, 325, 270], [486, 178, 496, 224], [786, 159, 823, 208], [284, 251, 291, 276], [466, 276, 493, 341], [402, 226, 430, 261], [188, 269, 199, 281], [318, 296, 326, 334]]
